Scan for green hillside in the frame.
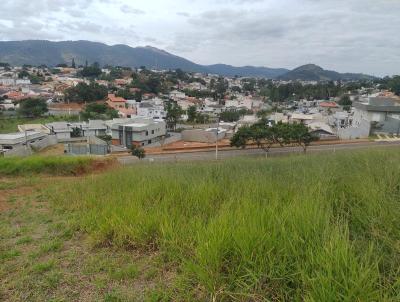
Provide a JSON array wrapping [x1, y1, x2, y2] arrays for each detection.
[[278, 64, 376, 81], [42, 149, 400, 301]]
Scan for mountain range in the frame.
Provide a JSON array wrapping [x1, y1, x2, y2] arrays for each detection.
[[278, 64, 376, 81], [0, 40, 376, 80]]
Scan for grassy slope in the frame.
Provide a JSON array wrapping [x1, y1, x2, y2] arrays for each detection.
[[0, 177, 171, 301], [43, 149, 400, 301], [0, 115, 79, 134], [0, 156, 96, 176]]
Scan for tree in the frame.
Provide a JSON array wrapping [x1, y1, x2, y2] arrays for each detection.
[[71, 58, 76, 69], [81, 103, 118, 120], [18, 98, 48, 118], [146, 76, 162, 94], [131, 145, 146, 159], [220, 109, 250, 122], [64, 82, 108, 103], [29, 73, 44, 84], [231, 121, 318, 156], [187, 105, 197, 122], [18, 70, 30, 79], [71, 127, 82, 138], [165, 102, 183, 131], [288, 123, 319, 153], [338, 95, 352, 111], [388, 76, 400, 96], [195, 113, 210, 124], [231, 121, 286, 157], [256, 109, 271, 119], [79, 63, 102, 78]]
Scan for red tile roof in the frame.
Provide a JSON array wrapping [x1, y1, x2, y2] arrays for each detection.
[[107, 94, 126, 103], [319, 102, 338, 108]]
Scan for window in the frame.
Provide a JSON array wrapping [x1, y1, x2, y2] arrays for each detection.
[[145, 131, 149, 136], [151, 130, 154, 134], [148, 140, 152, 144]]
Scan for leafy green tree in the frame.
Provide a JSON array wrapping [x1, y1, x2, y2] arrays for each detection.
[[256, 109, 271, 119], [80, 63, 102, 78], [165, 102, 183, 131], [71, 127, 82, 138], [146, 76, 162, 94], [187, 105, 197, 122], [288, 123, 319, 153], [116, 89, 135, 100], [215, 77, 228, 100], [18, 98, 48, 118], [71, 58, 76, 69], [338, 95, 352, 111], [220, 109, 250, 122], [131, 145, 146, 159], [231, 121, 278, 157], [18, 70, 30, 79], [64, 82, 108, 103], [388, 76, 400, 96], [29, 73, 45, 84], [231, 121, 318, 156], [81, 103, 118, 120]]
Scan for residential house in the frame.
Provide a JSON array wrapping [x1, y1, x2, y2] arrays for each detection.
[[46, 122, 74, 140], [107, 94, 127, 110], [110, 117, 167, 148], [137, 101, 166, 120], [308, 122, 337, 139], [0, 131, 48, 151], [353, 97, 400, 134]]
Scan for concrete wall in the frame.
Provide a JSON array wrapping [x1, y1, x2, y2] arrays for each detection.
[[182, 129, 226, 143], [377, 117, 400, 134], [30, 135, 58, 151], [2, 135, 58, 157], [66, 142, 108, 156], [55, 132, 71, 141], [3, 146, 32, 157], [338, 119, 371, 140]]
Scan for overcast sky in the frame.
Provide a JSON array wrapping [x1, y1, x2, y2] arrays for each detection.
[[0, 0, 399, 76]]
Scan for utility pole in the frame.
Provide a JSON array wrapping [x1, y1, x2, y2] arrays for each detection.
[[24, 129, 28, 152], [215, 116, 220, 160]]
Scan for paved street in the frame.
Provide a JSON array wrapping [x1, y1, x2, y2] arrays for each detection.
[[118, 141, 400, 165]]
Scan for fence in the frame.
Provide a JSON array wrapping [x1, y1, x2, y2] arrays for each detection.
[[65, 137, 109, 156]]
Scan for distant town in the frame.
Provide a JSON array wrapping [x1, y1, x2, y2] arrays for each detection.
[[0, 61, 400, 158]]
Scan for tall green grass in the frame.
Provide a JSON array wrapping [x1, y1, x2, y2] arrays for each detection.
[[0, 156, 95, 176], [50, 149, 400, 301]]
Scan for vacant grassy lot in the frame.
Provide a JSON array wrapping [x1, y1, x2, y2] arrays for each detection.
[[0, 115, 79, 134], [0, 177, 172, 301], [47, 148, 399, 301], [1, 148, 400, 301], [0, 156, 99, 176]]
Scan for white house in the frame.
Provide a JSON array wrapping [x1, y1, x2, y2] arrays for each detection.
[[137, 102, 167, 120]]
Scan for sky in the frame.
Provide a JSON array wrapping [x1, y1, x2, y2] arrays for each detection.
[[0, 0, 399, 76]]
